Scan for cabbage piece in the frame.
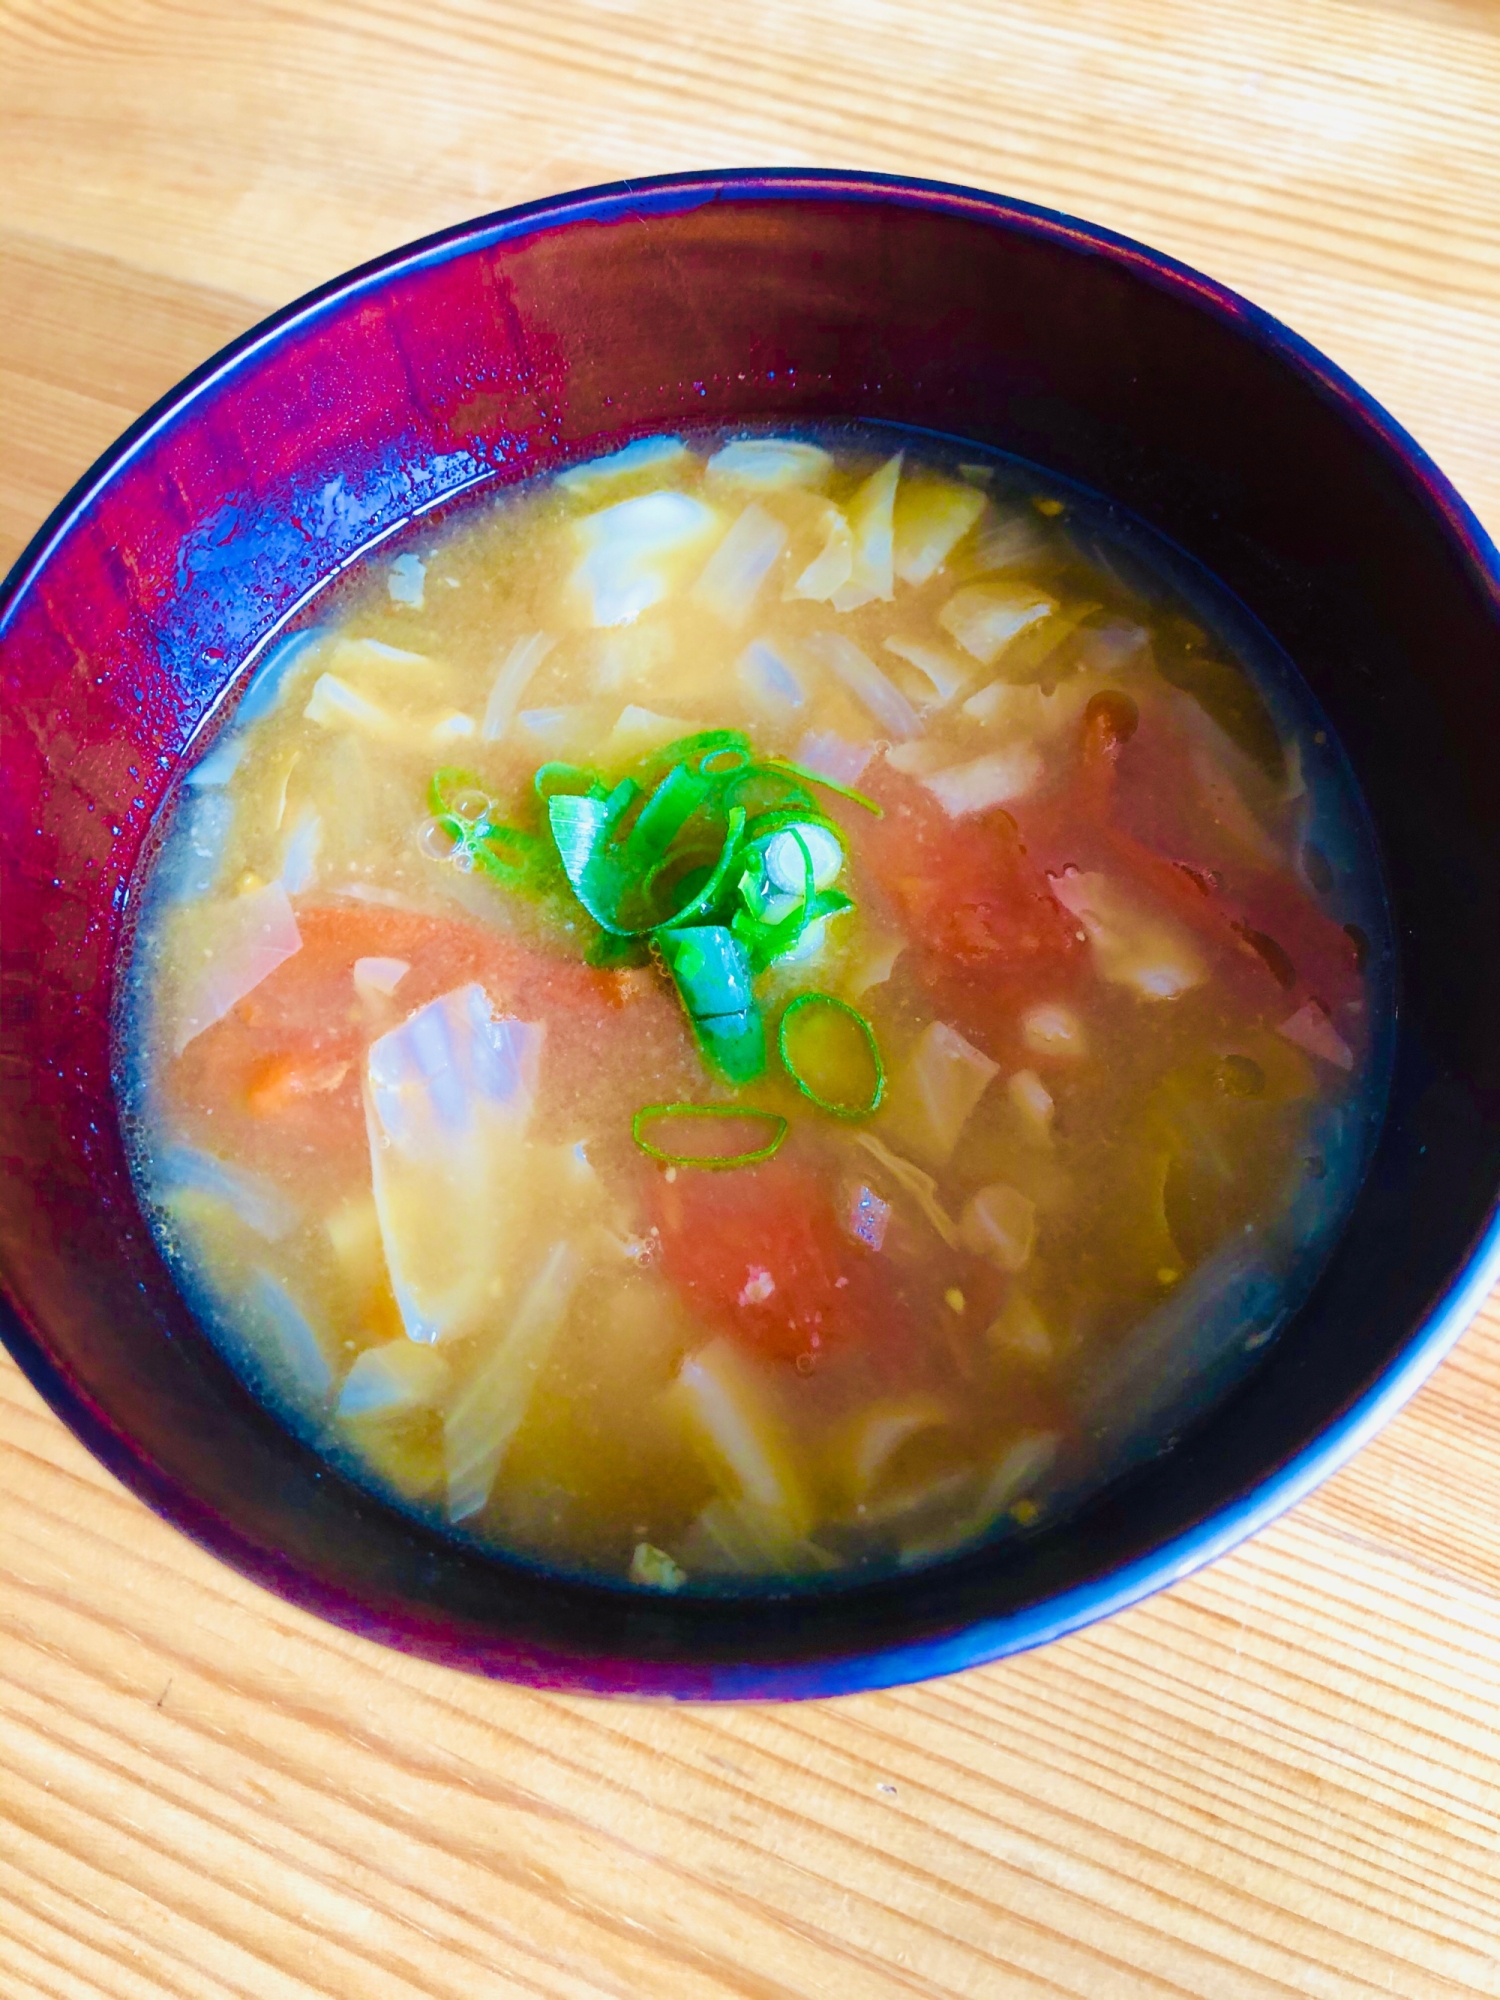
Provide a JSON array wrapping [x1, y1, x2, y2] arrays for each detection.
[[804, 632, 921, 741], [883, 635, 979, 710], [1278, 1001, 1354, 1071], [571, 491, 720, 627], [897, 1431, 1060, 1565], [793, 730, 873, 786], [279, 810, 321, 894], [327, 637, 433, 683], [959, 1183, 1037, 1271], [444, 1239, 582, 1522], [588, 620, 676, 693], [157, 1142, 297, 1241], [1020, 1003, 1089, 1057], [853, 1132, 960, 1247], [885, 1020, 999, 1166], [892, 477, 986, 586], [601, 704, 697, 762], [968, 513, 1049, 576], [739, 639, 806, 714], [236, 628, 326, 724], [365, 985, 545, 1344], [1075, 619, 1150, 674], [352, 955, 409, 1000], [918, 745, 1045, 817], [304, 673, 474, 747], [481, 632, 556, 741], [387, 552, 425, 607], [337, 1339, 450, 1420], [242, 1271, 332, 1403], [883, 739, 949, 777], [680, 1495, 838, 1577], [788, 504, 855, 601], [324, 1193, 382, 1269], [938, 581, 1057, 666], [705, 437, 833, 493], [846, 933, 905, 998], [690, 503, 788, 625], [1051, 871, 1208, 999], [629, 1542, 686, 1590], [1006, 1068, 1055, 1144], [830, 453, 902, 611], [673, 1337, 813, 1533], [987, 1291, 1054, 1365], [172, 882, 302, 1054], [557, 436, 689, 499], [517, 705, 593, 750], [843, 1393, 953, 1501]]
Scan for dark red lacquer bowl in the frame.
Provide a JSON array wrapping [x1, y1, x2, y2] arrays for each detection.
[[4, 172, 1500, 1698]]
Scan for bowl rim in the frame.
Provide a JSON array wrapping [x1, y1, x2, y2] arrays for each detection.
[[4, 166, 1500, 1697]]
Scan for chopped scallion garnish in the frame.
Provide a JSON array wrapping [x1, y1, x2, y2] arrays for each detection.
[[631, 1102, 789, 1168], [778, 993, 886, 1118]]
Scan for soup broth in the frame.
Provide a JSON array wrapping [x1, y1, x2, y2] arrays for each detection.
[[121, 427, 1389, 1589]]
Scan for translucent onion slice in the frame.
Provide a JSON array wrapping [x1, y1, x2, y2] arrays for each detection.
[[705, 437, 833, 493], [337, 1339, 451, 1420], [884, 1020, 998, 1166], [803, 631, 922, 741], [444, 1239, 583, 1523], [690, 503, 788, 625], [481, 631, 556, 741], [171, 881, 302, 1054], [1051, 870, 1208, 999], [571, 491, 720, 627]]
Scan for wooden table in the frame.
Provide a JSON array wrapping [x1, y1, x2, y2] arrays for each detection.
[[4, 3, 1500, 1992]]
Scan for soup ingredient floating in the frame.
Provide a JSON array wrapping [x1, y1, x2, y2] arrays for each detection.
[[125, 422, 1386, 1596], [427, 731, 885, 1116]]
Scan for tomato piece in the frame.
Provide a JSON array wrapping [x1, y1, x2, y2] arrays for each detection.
[[166, 902, 692, 1198], [858, 769, 1086, 989], [654, 1165, 878, 1364]]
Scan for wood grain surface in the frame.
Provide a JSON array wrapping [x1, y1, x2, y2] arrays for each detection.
[[4, 2, 1500, 1993]]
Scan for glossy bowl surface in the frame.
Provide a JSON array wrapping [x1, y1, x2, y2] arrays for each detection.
[[4, 170, 1500, 1698]]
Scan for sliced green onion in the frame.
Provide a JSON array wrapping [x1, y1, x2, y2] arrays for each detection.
[[733, 888, 853, 975], [778, 993, 886, 1118], [623, 760, 712, 871], [534, 760, 606, 804], [472, 823, 552, 890], [693, 1007, 767, 1084], [764, 756, 883, 817], [720, 762, 817, 818], [631, 1102, 788, 1169], [648, 805, 747, 929], [636, 730, 751, 784], [656, 925, 766, 1081], [657, 925, 755, 1019]]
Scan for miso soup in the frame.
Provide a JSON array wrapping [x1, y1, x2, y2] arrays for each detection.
[[120, 426, 1390, 1590]]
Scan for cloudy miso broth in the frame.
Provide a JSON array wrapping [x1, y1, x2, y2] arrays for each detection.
[[121, 427, 1389, 1589]]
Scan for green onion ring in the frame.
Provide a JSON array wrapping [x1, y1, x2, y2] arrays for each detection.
[[631, 1102, 788, 1169], [777, 992, 886, 1119], [764, 756, 883, 817]]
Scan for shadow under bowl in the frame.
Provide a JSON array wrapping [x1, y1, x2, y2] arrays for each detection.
[[3, 170, 1500, 1698]]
